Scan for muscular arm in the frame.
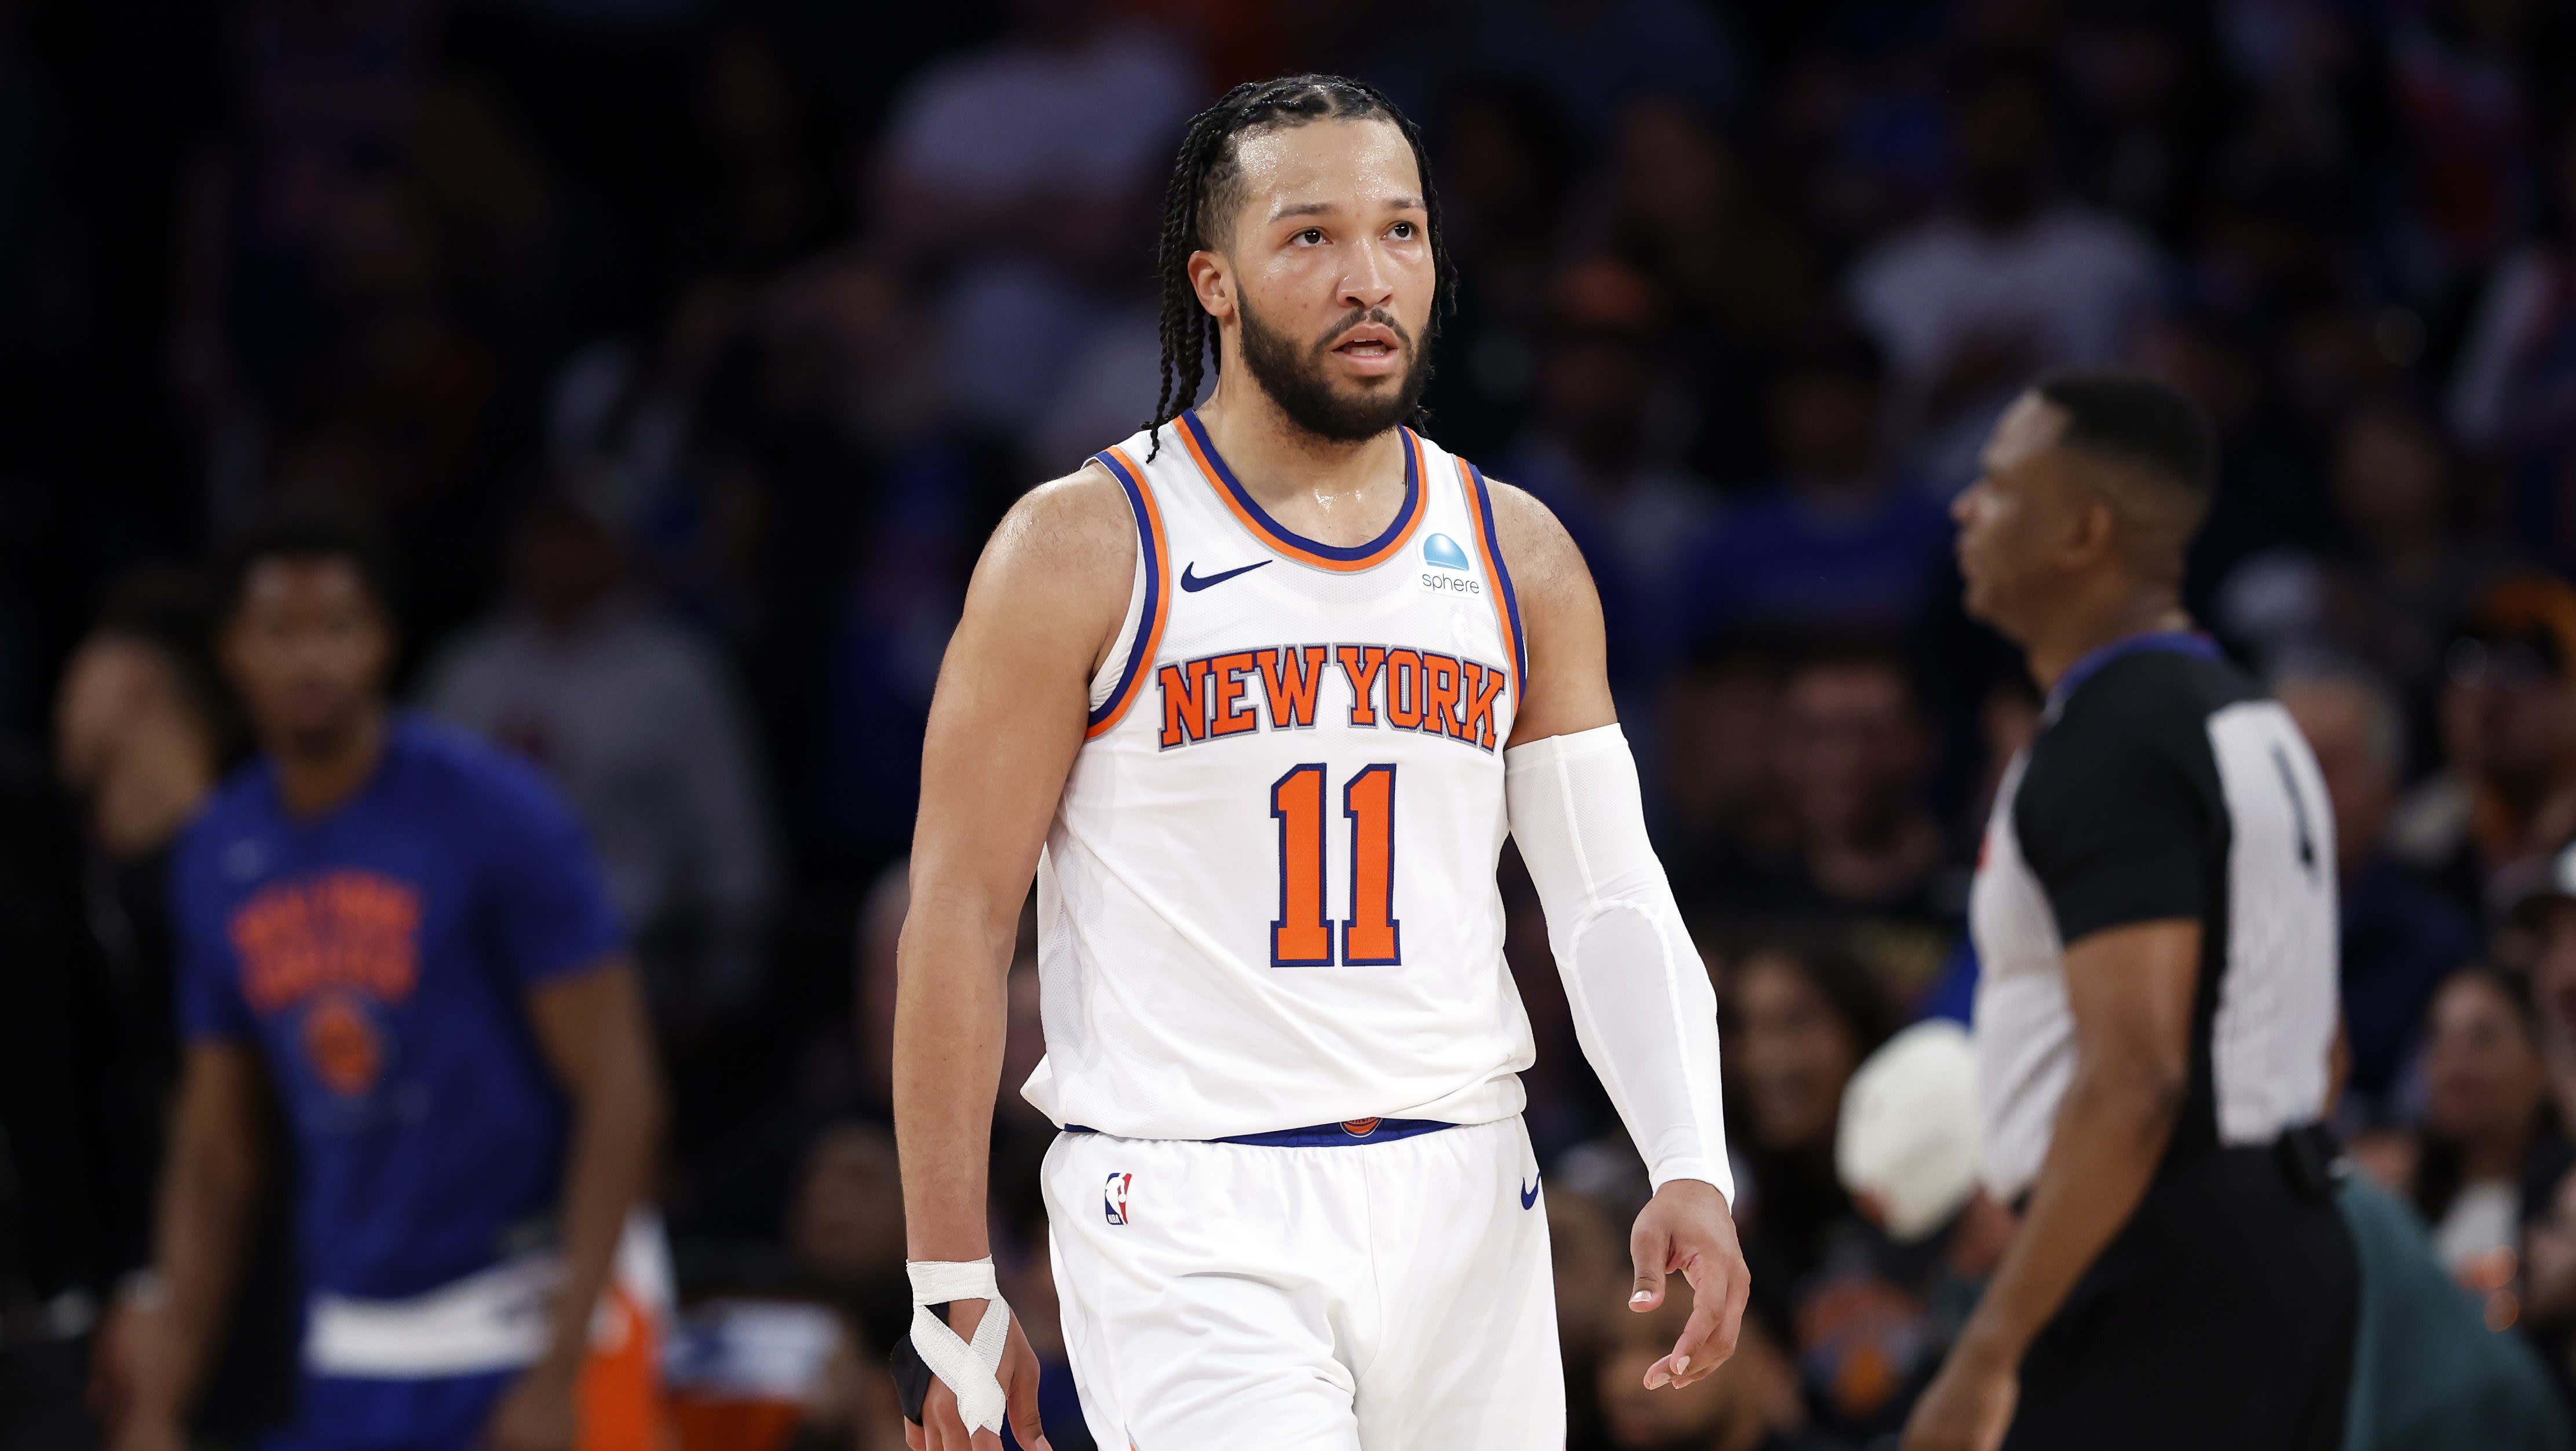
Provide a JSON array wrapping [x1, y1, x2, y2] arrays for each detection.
[[129, 1043, 268, 1428], [1486, 481, 1746, 1388], [1488, 481, 1617, 748], [1906, 920, 2198, 1450], [895, 469, 1132, 1450], [896, 470, 1132, 1258], [521, 961, 663, 1387], [1963, 920, 2196, 1355]]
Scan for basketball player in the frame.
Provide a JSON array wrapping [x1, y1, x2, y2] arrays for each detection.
[[891, 76, 1745, 1450], [112, 510, 666, 1451], [1903, 375, 2356, 1450]]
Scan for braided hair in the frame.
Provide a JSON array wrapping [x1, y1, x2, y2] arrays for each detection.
[[1145, 74, 1454, 459]]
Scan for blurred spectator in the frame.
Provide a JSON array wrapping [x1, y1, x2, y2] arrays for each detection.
[[179, 0, 434, 433], [1417, 81, 1579, 461], [2389, 575, 2576, 908], [2379, 0, 2554, 306], [1545, 1183, 1632, 1450], [1599, 99, 1813, 351], [1663, 636, 1797, 906], [1847, 52, 2162, 491], [1795, 1022, 2018, 1443], [1504, 258, 1719, 696], [2219, 401, 2508, 731], [423, 495, 778, 1029], [53, 573, 299, 1445], [2277, 660, 2477, 1120], [1676, 328, 1949, 639], [1591, 98, 1813, 470], [784, 1124, 909, 1362], [0, 748, 129, 1451], [1448, 0, 1742, 145], [1594, 1297, 1825, 1451], [1707, 646, 1957, 1002], [2452, 116, 2576, 577], [874, 0, 1196, 440], [2061, 6, 2229, 246], [2411, 967, 2573, 1280], [1722, 939, 1897, 1335], [852, 862, 909, 1113], [2129, 309, 2334, 605]]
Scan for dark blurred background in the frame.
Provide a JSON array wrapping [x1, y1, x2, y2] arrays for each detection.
[[13, 0, 2576, 1446]]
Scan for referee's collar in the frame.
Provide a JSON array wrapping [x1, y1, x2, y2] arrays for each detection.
[[2044, 630, 2222, 721]]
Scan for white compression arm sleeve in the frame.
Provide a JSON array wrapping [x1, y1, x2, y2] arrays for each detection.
[[1506, 723, 1733, 1199]]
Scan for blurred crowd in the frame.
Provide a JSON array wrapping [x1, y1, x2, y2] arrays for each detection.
[[12, 0, 2576, 1446]]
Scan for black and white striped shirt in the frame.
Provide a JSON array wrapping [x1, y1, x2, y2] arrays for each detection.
[[1970, 634, 2340, 1201]]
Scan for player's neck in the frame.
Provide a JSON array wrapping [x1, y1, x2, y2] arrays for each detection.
[[2022, 589, 2191, 696], [270, 704, 389, 820], [1193, 382, 1410, 544]]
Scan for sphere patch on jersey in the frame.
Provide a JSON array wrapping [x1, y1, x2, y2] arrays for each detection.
[[1422, 532, 1472, 571]]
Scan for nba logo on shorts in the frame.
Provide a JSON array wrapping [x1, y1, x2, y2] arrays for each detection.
[[1104, 1171, 1132, 1225]]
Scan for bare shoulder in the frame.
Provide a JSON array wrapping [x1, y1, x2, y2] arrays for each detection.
[[1480, 477, 1598, 611], [982, 462, 1137, 583], [962, 462, 1139, 670], [1478, 476, 1616, 741]]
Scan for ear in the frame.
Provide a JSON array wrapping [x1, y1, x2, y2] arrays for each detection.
[[2062, 492, 2121, 572], [1188, 248, 1233, 324]]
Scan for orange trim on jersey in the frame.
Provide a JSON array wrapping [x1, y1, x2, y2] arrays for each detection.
[[1086, 445, 1171, 739], [1176, 410, 1426, 572], [1457, 458, 1525, 718]]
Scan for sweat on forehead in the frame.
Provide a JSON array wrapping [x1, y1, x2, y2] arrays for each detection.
[[1196, 114, 1413, 245]]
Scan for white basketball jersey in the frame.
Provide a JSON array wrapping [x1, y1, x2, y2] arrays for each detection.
[[1021, 411, 1534, 1139]]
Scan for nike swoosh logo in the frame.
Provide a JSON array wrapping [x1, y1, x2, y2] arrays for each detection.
[[1181, 560, 1271, 592], [1521, 1175, 1541, 1210]]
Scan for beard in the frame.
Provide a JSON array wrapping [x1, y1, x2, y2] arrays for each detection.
[[1236, 296, 1433, 444]]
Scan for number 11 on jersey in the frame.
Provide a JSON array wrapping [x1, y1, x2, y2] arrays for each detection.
[[1270, 763, 1401, 967]]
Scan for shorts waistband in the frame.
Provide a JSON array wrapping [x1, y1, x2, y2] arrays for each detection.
[[1062, 1117, 1456, 1148]]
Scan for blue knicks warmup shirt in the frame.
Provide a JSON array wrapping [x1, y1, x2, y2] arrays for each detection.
[[174, 714, 623, 1301]]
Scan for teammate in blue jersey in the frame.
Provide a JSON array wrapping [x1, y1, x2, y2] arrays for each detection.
[[111, 510, 663, 1451]]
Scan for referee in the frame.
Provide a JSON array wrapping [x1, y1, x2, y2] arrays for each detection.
[[1903, 373, 2355, 1451]]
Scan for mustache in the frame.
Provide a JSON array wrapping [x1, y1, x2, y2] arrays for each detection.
[[1316, 307, 1413, 352]]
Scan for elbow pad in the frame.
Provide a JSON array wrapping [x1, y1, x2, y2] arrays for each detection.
[[1506, 724, 1732, 1199]]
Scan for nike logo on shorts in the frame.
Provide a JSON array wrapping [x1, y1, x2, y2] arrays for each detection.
[[1181, 560, 1271, 591], [1521, 1174, 1541, 1210]]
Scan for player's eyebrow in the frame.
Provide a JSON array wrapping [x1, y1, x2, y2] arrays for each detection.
[[1269, 194, 1426, 223]]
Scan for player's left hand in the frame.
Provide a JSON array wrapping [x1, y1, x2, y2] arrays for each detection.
[[1901, 1332, 2017, 1451], [1625, 1178, 1749, 1390], [483, 1357, 581, 1451]]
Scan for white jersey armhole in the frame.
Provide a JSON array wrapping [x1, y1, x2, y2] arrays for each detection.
[[1089, 538, 1149, 714]]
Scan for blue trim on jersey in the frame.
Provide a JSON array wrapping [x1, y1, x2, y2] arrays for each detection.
[[2045, 630, 2223, 719], [1466, 463, 1529, 686], [1063, 1117, 1457, 1147], [1180, 410, 1420, 564], [1088, 448, 1163, 731]]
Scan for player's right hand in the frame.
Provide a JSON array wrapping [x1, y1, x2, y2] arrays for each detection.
[[904, 1299, 1051, 1451]]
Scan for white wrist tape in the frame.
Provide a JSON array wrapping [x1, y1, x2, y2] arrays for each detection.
[[1506, 724, 1733, 1200], [907, 1258, 1011, 1433]]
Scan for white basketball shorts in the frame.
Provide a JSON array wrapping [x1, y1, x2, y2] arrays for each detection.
[[1040, 1115, 1564, 1450]]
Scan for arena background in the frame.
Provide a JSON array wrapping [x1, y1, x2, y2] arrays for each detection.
[[8, 1, 2576, 1446]]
